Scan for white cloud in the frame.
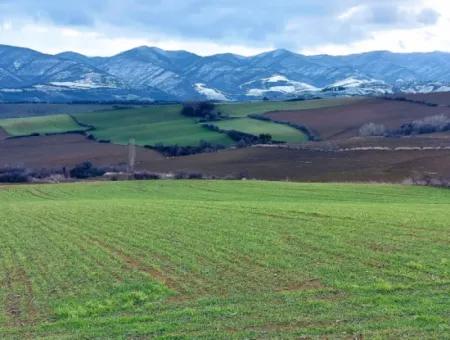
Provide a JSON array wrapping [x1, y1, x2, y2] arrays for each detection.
[[0, 0, 450, 56], [0, 21, 269, 56], [302, 0, 450, 55]]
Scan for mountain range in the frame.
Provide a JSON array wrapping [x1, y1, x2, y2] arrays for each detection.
[[2, 44, 450, 102]]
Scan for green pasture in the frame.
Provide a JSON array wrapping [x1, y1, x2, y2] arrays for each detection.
[[74, 105, 234, 146], [216, 97, 360, 117], [0, 181, 449, 338], [0, 114, 87, 136], [213, 117, 308, 142]]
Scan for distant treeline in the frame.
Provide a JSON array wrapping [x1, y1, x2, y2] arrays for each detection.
[[359, 114, 450, 137]]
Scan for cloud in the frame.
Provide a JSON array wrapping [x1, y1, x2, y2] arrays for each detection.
[[0, 0, 448, 56]]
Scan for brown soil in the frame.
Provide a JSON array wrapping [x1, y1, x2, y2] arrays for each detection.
[[1, 131, 449, 183], [0, 134, 164, 168], [393, 92, 450, 106], [147, 146, 450, 182], [265, 98, 450, 140], [0, 128, 9, 141]]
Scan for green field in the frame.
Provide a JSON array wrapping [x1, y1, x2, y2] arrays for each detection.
[[213, 118, 308, 142], [0, 114, 87, 136], [0, 181, 449, 338], [0, 100, 338, 146], [217, 97, 360, 117], [74, 105, 234, 146]]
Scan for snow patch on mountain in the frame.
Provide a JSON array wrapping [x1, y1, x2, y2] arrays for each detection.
[[194, 83, 229, 101], [49, 72, 119, 90], [264, 75, 290, 83], [398, 82, 450, 94], [323, 77, 393, 95], [244, 74, 319, 97]]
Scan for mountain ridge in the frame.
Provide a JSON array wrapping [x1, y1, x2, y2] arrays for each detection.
[[2, 44, 450, 102]]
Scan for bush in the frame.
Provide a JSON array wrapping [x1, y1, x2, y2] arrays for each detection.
[[133, 171, 161, 180], [396, 114, 450, 136], [174, 172, 205, 179], [148, 140, 226, 157], [181, 102, 225, 121], [359, 123, 387, 137], [0, 167, 29, 183], [69, 162, 105, 179]]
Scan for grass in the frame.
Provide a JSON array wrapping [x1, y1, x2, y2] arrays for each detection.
[[0, 114, 87, 136], [217, 97, 361, 117], [0, 180, 449, 338], [74, 105, 234, 146], [213, 118, 308, 142], [0, 100, 348, 145]]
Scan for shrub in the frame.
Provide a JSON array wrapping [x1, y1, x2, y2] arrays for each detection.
[[133, 171, 161, 180], [69, 162, 105, 179], [396, 114, 450, 135], [359, 122, 387, 137], [148, 140, 226, 157], [174, 172, 205, 180], [0, 167, 29, 183], [181, 102, 225, 121]]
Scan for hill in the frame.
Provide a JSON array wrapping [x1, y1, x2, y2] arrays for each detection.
[[0, 181, 449, 338]]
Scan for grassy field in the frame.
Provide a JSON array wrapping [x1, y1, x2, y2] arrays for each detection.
[[0, 101, 338, 146], [217, 97, 360, 117], [0, 103, 120, 119], [0, 180, 449, 338], [0, 114, 87, 136], [213, 118, 308, 142], [74, 105, 234, 146]]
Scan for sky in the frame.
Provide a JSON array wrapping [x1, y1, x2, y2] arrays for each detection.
[[0, 0, 450, 56]]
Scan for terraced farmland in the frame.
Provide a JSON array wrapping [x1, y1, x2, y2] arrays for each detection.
[[212, 118, 308, 143], [0, 114, 87, 136], [0, 181, 449, 338], [216, 97, 360, 117]]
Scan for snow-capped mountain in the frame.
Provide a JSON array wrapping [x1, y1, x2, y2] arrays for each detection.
[[2, 44, 450, 102]]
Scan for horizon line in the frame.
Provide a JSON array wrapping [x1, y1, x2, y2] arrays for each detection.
[[1, 43, 449, 59]]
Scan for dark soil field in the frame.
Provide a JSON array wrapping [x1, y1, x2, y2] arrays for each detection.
[[302, 134, 450, 150], [0, 103, 124, 119], [146, 145, 450, 182], [0, 128, 8, 141], [1, 133, 449, 182], [265, 98, 450, 140], [0, 134, 163, 168], [394, 92, 450, 106]]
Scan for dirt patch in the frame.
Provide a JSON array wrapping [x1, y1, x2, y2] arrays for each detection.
[[85, 236, 181, 292], [0, 133, 163, 168], [265, 98, 450, 140], [277, 279, 324, 292], [3, 266, 38, 327]]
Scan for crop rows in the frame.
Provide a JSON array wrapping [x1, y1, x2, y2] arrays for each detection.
[[0, 181, 449, 337]]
